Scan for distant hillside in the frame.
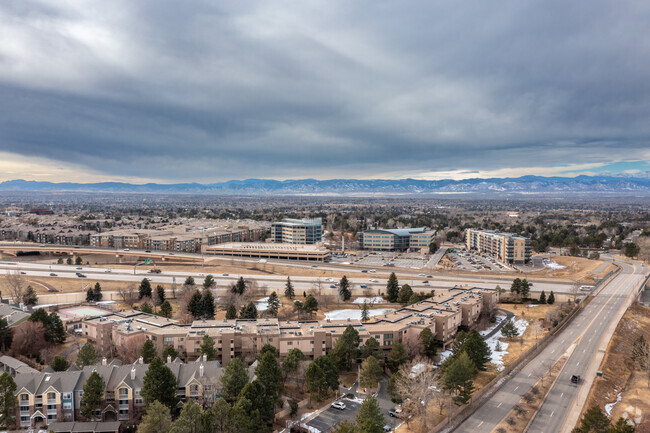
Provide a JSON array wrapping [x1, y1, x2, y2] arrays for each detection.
[[0, 175, 649, 196]]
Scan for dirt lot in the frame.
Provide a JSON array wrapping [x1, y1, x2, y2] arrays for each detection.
[[583, 304, 650, 430], [528, 256, 615, 284]]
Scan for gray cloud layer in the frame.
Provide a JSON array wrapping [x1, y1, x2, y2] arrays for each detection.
[[1, 0, 649, 181]]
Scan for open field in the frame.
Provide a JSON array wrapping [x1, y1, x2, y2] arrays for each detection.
[[529, 256, 615, 284], [583, 304, 650, 430]]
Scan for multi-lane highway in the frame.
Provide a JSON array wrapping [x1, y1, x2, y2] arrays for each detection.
[[453, 258, 647, 433]]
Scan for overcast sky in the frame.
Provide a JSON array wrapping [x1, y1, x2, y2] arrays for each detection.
[[1, 0, 649, 183]]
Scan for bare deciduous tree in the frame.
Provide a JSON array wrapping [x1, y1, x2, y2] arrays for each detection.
[[393, 358, 441, 432], [3, 270, 25, 302], [118, 284, 138, 308], [116, 334, 146, 363], [11, 321, 47, 357]]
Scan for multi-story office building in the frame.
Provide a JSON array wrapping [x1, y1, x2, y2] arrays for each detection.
[[359, 228, 435, 251], [465, 228, 531, 264], [13, 358, 255, 429], [271, 218, 322, 244], [81, 287, 498, 365]]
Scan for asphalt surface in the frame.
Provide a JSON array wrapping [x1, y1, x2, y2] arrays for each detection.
[[452, 258, 647, 433]]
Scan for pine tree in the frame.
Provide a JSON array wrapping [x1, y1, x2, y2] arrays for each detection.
[[267, 292, 280, 317], [285, 277, 295, 299], [22, 285, 38, 306], [0, 319, 12, 353], [0, 372, 17, 429], [220, 358, 249, 404], [510, 278, 522, 296], [573, 406, 613, 433], [201, 288, 215, 319], [240, 302, 258, 319], [408, 293, 421, 305], [137, 400, 172, 433], [360, 356, 383, 389], [397, 284, 413, 305], [256, 351, 283, 410], [501, 320, 519, 339], [332, 325, 360, 370], [419, 327, 437, 360], [520, 279, 531, 299], [162, 345, 179, 361], [187, 290, 203, 318], [361, 337, 383, 360], [203, 274, 216, 289], [339, 275, 351, 301], [361, 301, 370, 322], [200, 335, 217, 360], [303, 295, 319, 317], [225, 303, 237, 320], [81, 371, 105, 420], [140, 302, 154, 314], [539, 290, 547, 304], [77, 342, 98, 367], [142, 339, 157, 363], [387, 273, 399, 302], [282, 348, 306, 379], [169, 399, 203, 433], [548, 291, 555, 305], [443, 351, 476, 404], [51, 355, 70, 371], [232, 277, 247, 295], [356, 395, 385, 433], [156, 285, 166, 305], [139, 278, 153, 299], [387, 342, 409, 373], [142, 357, 178, 409], [93, 282, 102, 302], [306, 355, 339, 400], [159, 300, 173, 318]]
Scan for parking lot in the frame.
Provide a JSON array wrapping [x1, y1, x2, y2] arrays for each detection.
[[446, 249, 509, 272], [306, 381, 401, 433]]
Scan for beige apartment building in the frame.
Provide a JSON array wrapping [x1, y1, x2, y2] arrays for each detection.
[[465, 228, 531, 264], [82, 287, 498, 363]]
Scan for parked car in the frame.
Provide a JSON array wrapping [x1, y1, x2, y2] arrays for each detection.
[[388, 408, 403, 418], [331, 401, 346, 410], [383, 425, 392, 432]]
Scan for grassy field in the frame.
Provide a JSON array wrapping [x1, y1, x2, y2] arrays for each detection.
[[528, 256, 615, 284], [583, 304, 650, 430]]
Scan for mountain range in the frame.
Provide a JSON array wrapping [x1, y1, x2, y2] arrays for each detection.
[[0, 175, 649, 196]]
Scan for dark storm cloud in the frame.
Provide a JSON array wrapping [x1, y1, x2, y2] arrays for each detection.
[[0, 0, 649, 181]]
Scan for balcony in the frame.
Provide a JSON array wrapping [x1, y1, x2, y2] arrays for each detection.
[[119, 413, 130, 421]]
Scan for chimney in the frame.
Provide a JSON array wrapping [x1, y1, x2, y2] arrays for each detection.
[[131, 367, 136, 380], [167, 355, 172, 363], [138, 357, 143, 365], [102, 358, 107, 366], [202, 354, 207, 362], [200, 364, 204, 377]]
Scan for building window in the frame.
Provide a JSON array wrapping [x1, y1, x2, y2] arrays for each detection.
[[62, 393, 71, 400], [20, 394, 29, 401], [47, 392, 56, 400], [63, 402, 72, 410]]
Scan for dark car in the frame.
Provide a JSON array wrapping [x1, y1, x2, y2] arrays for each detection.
[[76, 272, 86, 278], [571, 375, 581, 384]]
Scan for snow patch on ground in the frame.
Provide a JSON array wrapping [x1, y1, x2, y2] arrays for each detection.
[[352, 296, 385, 304], [526, 304, 539, 308], [485, 318, 529, 371], [256, 297, 269, 311], [545, 261, 566, 270], [325, 308, 395, 321], [605, 392, 623, 416], [479, 314, 507, 336]]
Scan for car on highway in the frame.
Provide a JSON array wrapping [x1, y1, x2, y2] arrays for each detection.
[[145, 250, 151, 253], [571, 375, 581, 384], [369, 279, 379, 283], [76, 273, 86, 278], [360, 284, 367, 288], [105, 269, 112, 273], [145, 277, 152, 282], [49, 273, 57, 276], [76, 267, 83, 270], [423, 281, 430, 285], [169, 252, 175, 255], [369, 269, 377, 273], [311, 265, 318, 268], [222, 273, 229, 276], [20, 271, 26, 275], [326, 278, 334, 282], [361, 270, 368, 273], [331, 401, 346, 410], [197, 273, 205, 277], [123, 248, 130, 251], [329, 284, 337, 288]]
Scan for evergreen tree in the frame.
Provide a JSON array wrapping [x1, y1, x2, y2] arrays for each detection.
[[81, 371, 105, 420], [510, 278, 522, 297], [156, 285, 166, 305], [29, 309, 66, 343], [142, 357, 178, 409], [77, 342, 98, 367], [256, 351, 283, 410], [386, 371, 403, 404], [339, 275, 351, 301], [93, 282, 103, 301], [231, 277, 247, 295], [419, 328, 437, 360], [397, 284, 413, 305], [159, 300, 173, 318], [282, 348, 306, 379], [539, 290, 547, 304], [240, 302, 258, 319], [220, 358, 249, 404], [359, 356, 383, 389], [187, 290, 203, 318], [0, 372, 17, 429], [201, 288, 215, 319], [203, 274, 216, 289], [360, 337, 383, 360], [333, 421, 357, 433], [51, 355, 70, 371], [184, 276, 196, 288], [207, 398, 232, 433], [225, 303, 237, 320], [169, 399, 203, 433], [140, 302, 154, 314], [443, 351, 476, 404], [285, 277, 295, 299], [200, 335, 217, 360], [267, 292, 280, 317], [142, 339, 157, 363], [162, 345, 179, 361], [259, 344, 279, 359], [386, 273, 399, 302], [332, 325, 360, 370], [137, 400, 172, 433], [548, 291, 555, 304], [238, 380, 274, 428], [22, 285, 38, 306], [75, 256, 83, 265], [387, 342, 409, 373], [572, 405, 613, 433], [303, 294, 319, 317], [356, 395, 385, 433], [57, 257, 63, 264], [66, 257, 73, 265], [139, 278, 153, 299], [520, 279, 531, 299], [501, 320, 519, 339], [450, 330, 491, 371], [361, 301, 370, 322], [408, 293, 421, 305], [0, 319, 12, 352], [306, 355, 339, 400]]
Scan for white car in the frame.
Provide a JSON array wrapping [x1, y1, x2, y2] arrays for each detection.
[[104, 269, 112, 273], [369, 279, 379, 283], [331, 401, 346, 410], [123, 248, 130, 251]]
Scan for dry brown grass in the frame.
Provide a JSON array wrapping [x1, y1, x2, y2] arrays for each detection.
[[528, 256, 609, 283], [584, 304, 650, 429]]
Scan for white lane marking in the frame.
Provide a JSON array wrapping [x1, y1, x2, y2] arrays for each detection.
[[514, 386, 519, 391], [478, 421, 484, 427], [528, 373, 531, 377], [551, 411, 555, 417], [577, 362, 580, 366], [497, 402, 502, 408], [561, 393, 564, 398]]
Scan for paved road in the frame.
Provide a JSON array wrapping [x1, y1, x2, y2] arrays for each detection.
[[426, 246, 448, 268], [452, 258, 647, 433]]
